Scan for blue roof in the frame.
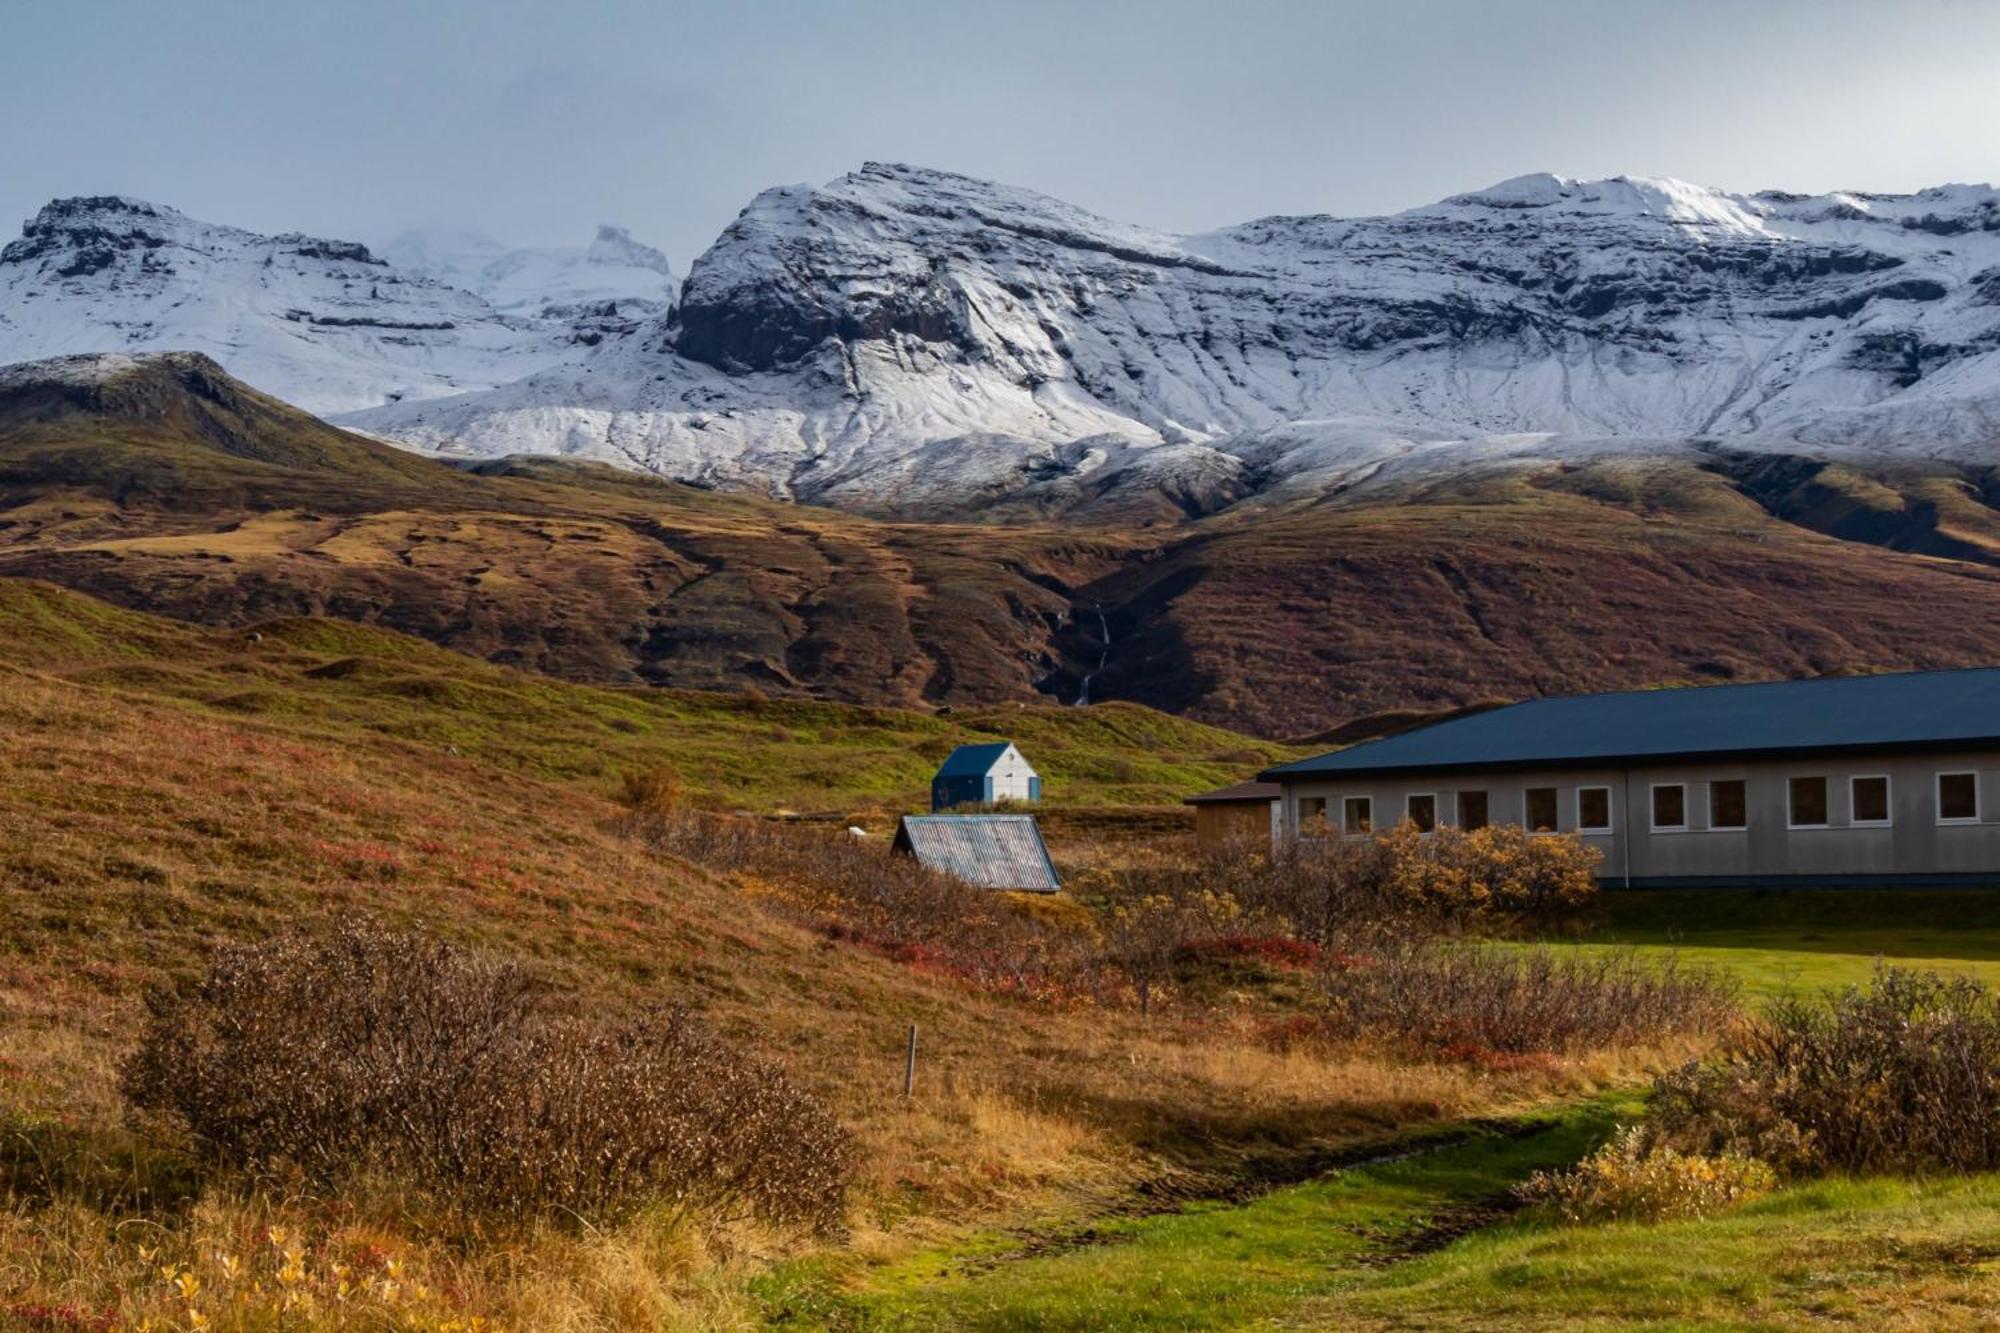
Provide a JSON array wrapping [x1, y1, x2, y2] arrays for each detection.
[[1265, 668, 2000, 781], [893, 815, 1061, 892], [933, 742, 1015, 779]]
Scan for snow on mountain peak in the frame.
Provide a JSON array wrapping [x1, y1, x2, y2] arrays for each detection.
[[351, 159, 2000, 508], [385, 223, 675, 319], [1430, 173, 1775, 237], [0, 196, 594, 414], [587, 224, 672, 276]]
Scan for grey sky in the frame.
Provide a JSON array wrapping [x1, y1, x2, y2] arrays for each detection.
[[3, 0, 1996, 270]]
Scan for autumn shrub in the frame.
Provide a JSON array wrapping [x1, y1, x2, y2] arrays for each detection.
[[1166, 822, 1601, 951], [120, 918, 851, 1230], [1312, 940, 1737, 1056], [1648, 964, 2000, 1177], [1371, 821, 1602, 928], [1518, 1124, 1776, 1224], [1100, 888, 1249, 1013], [619, 761, 686, 816], [1173, 934, 1323, 970]]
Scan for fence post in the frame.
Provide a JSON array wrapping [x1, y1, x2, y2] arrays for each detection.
[[903, 1022, 918, 1098]]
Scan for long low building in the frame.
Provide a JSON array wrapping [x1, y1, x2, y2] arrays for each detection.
[[1260, 668, 2000, 889]]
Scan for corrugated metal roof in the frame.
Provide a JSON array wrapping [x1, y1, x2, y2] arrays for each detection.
[[893, 815, 1061, 892], [1265, 668, 2000, 780], [1184, 781, 1282, 805], [933, 742, 1016, 779]]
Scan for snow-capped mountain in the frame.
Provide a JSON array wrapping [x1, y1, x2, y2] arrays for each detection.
[[343, 163, 2000, 508], [0, 197, 609, 416], [6, 168, 1998, 512], [380, 223, 675, 320]]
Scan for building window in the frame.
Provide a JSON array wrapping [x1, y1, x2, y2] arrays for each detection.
[[1577, 786, 1612, 833], [1789, 776, 1829, 829], [1342, 796, 1373, 835], [1939, 772, 1981, 824], [1850, 775, 1891, 827], [1297, 797, 1328, 833], [1710, 779, 1748, 830], [1651, 784, 1688, 833], [1525, 787, 1558, 833], [1458, 790, 1489, 831], [1406, 793, 1437, 833]]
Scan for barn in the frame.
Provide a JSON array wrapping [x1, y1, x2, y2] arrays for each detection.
[[930, 742, 1041, 811], [1261, 668, 2000, 889]]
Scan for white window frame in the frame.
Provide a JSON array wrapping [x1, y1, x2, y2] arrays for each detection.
[[1405, 792, 1438, 834], [1708, 778, 1749, 831], [1342, 795, 1374, 837], [1937, 771, 1982, 826], [1787, 775, 1831, 830], [1849, 774, 1893, 828], [1649, 782, 1689, 834], [1523, 786, 1560, 836], [1576, 784, 1614, 834]]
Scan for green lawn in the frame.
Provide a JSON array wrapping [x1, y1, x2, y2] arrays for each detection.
[[1584, 889, 2000, 997], [817, 1099, 2000, 1331], [1320, 1173, 2000, 1330], [809, 1103, 1627, 1331]]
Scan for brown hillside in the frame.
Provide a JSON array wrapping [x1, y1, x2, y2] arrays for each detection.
[[5, 355, 2000, 737]]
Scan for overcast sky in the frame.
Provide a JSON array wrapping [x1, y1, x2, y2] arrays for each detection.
[[3, 0, 1996, 268]]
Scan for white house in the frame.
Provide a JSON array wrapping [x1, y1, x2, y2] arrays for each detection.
[[930, 742, 1042, 811]]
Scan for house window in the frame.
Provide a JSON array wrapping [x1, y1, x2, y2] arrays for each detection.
[[1406, 793, 1437, 833], [1651, 784, 1688, 832], [1342, 796, 1373, 835], [1789, 776, 1829, 829], [1851, 775, 1891, 827], [1458, 790, 1489, 831], [1577, 786, 1612, 833], [1710, 780, 1748, 830], [1525, 787, 1558, 833], [1939, 772, 1981, 824], [1298, 797, 1328, 833]]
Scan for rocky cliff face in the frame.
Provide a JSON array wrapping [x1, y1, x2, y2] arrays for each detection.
[[346, 164, 2000, 512]]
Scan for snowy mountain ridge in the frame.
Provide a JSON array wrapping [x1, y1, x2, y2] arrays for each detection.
[[0, 197, 671, 417], [3, 166, 1997, 513], [346, 162, 2000, 510]]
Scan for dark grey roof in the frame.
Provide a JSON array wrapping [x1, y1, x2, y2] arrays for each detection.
[[1184, 781, 1282, 805], [892, 815, 1061, 892], [1264, 668, 2000, 781]]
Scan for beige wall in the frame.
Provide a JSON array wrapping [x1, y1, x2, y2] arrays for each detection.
[[1278, 749, 2000, 885]]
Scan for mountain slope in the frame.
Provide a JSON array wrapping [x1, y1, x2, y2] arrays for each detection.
[[347, 164, 2000, 507], [6, 353, 2000, 737]]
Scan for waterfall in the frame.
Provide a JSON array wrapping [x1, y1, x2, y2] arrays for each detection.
[[1074, 605, 1110, 707]]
